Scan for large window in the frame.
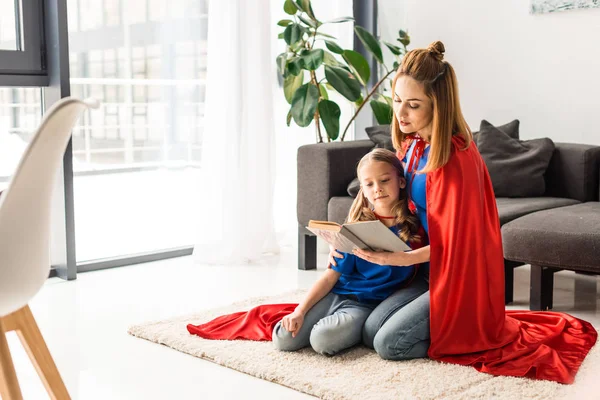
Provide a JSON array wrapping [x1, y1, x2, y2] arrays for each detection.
[[66, 0, 207, 261], [0, 88, 42, 191]]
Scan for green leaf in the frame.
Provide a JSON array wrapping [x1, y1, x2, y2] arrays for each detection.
[[382, 95, 393, 109], [284, 0, 297, 15], [354, 26, 383, 64], [278, 32, 284, 39], [324, 16, 354, 24], [291, 83, 320, 127], [295, 0, 316, 20], [370, 100, 393, 125], [284, 24, 306, 45], [323, 51, 341, 67], [277, 19, 294, 27], [342, 49, 370, 86], [324, 65, 362, 102], [318, 100, 341, 141], [300, 49, 324, 70], [354, 96, 364, 107], [276, 53, 287, 76], [384, 41, 402, 56], [284, 73, 304, 104], [315, 32, 337, 39], [393, 61, 399, 70], [298, 14, 317, 28], [324, 82, 334, 90], [287, 57, 304, 76], [286, 109, 293, 126], [398, 30, 410, 47], [324, 40, 343, 54], [319, 84, 328, 100]]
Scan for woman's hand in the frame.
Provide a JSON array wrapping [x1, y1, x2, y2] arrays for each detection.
[[328, 245, 344, 268], [281, 310, 305, 337], [352, 249, 414, 267]]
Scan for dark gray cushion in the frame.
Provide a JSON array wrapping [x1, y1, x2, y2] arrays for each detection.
[[473, 119, 520, 146], [328, 196, 354, 224], [496, 197, 580, 225], [478, 126, 555, 197], [347, 177, 360, 197], [365, 125, 393, 152], [502, 202, 600, 271]]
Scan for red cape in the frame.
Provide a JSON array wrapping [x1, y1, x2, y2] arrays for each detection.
[[423, 135, 596, 384], [188, 136, 596, 384]]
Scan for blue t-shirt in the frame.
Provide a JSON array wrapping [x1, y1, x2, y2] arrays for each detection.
[[331, 225, 416, 303], [403, 141, 430, 234]]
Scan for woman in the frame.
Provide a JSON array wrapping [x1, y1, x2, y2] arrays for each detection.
[[330, 40, 596, 384]]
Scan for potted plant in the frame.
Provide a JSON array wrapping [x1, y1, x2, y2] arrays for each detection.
[[276, 0, 410, 142]]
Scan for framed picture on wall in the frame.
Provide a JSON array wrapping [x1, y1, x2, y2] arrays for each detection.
[[531, 0, 600, 14]]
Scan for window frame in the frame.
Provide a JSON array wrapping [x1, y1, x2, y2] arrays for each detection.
[[0, 0, 47, 86]]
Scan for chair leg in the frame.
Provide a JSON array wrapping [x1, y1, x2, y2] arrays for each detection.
[[530, 265, 555, 311], [2, 306, 70, 400], [298, 225, 317, 270], [0, 324, 23, 400]]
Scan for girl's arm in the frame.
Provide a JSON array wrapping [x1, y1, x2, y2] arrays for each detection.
[[296, 268, 341, 315], [353, 245, 430, 267], [281, 268, 341, 337]]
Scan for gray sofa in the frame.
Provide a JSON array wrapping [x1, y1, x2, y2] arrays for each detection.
[[297, 139, 600, 308]]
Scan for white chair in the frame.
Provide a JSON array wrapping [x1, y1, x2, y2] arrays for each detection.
[[0, 97, 98, 400]]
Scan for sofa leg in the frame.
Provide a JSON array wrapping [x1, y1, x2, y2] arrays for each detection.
[[298, 225, 317, 270], [530, 264, 555, 311], [504, 261, 514, 304], [503, 260, 523, 304]]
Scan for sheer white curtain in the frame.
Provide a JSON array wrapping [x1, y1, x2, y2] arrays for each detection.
[[193, 0, 277, 264]]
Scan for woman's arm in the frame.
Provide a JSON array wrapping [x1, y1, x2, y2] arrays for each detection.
[[282, 269, 341, 336], [353, 245, 430, 267]]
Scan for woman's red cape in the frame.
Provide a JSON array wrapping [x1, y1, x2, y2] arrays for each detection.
[[413, 134, 596, 384]]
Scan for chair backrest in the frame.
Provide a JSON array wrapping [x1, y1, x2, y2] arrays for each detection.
[[0, 97, 99, 317]]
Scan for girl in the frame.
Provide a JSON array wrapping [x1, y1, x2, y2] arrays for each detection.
[[272, 148, 424, 356], [329, 40, 596, 383]]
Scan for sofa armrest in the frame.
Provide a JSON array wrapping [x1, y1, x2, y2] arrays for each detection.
[[297, 140, 373, 226], [544, 143, 600, 202]]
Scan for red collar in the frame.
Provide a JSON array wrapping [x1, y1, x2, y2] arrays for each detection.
[[373, 212, 396, 220]]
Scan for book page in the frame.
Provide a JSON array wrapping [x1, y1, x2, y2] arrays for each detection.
[[306, 227, 365, 253], [343, 220, 411, 252], [308, 220, 342, 231]]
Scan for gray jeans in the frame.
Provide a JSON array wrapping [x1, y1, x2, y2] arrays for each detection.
[[362, 270, 430, 360], [272, 292, 376, 356]]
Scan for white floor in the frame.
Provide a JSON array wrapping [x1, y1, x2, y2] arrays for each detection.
[[8, 249, 600, 399]]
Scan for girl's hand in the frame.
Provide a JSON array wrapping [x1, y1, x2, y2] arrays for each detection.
[[281, 310, 305, 337], [328, 245, 344, 268], [353, 249, 413, 267]]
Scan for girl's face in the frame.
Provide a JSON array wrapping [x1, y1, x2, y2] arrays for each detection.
[[393, 75, 434, 140], [359, 161, 405, 213]]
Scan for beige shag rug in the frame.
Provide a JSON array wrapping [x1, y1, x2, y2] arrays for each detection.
[[128, 290, 599, 400]]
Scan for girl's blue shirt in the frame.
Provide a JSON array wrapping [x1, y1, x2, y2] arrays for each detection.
[[331, 225, 415, 303]]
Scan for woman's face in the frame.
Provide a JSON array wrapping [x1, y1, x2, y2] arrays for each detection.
[[393, 75, 434, 140]]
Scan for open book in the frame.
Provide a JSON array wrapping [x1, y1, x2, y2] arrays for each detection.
[[307, 219, 412, 254]]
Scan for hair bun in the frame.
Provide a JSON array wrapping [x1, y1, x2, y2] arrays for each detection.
[[427, 41, 445, 61]]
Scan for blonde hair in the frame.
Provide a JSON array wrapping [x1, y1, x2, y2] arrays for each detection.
[[391, 41, 472, 173], [347, 149, 421, 244]]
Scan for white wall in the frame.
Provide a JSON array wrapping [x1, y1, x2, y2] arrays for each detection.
[[379, 0, 600, 144]]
